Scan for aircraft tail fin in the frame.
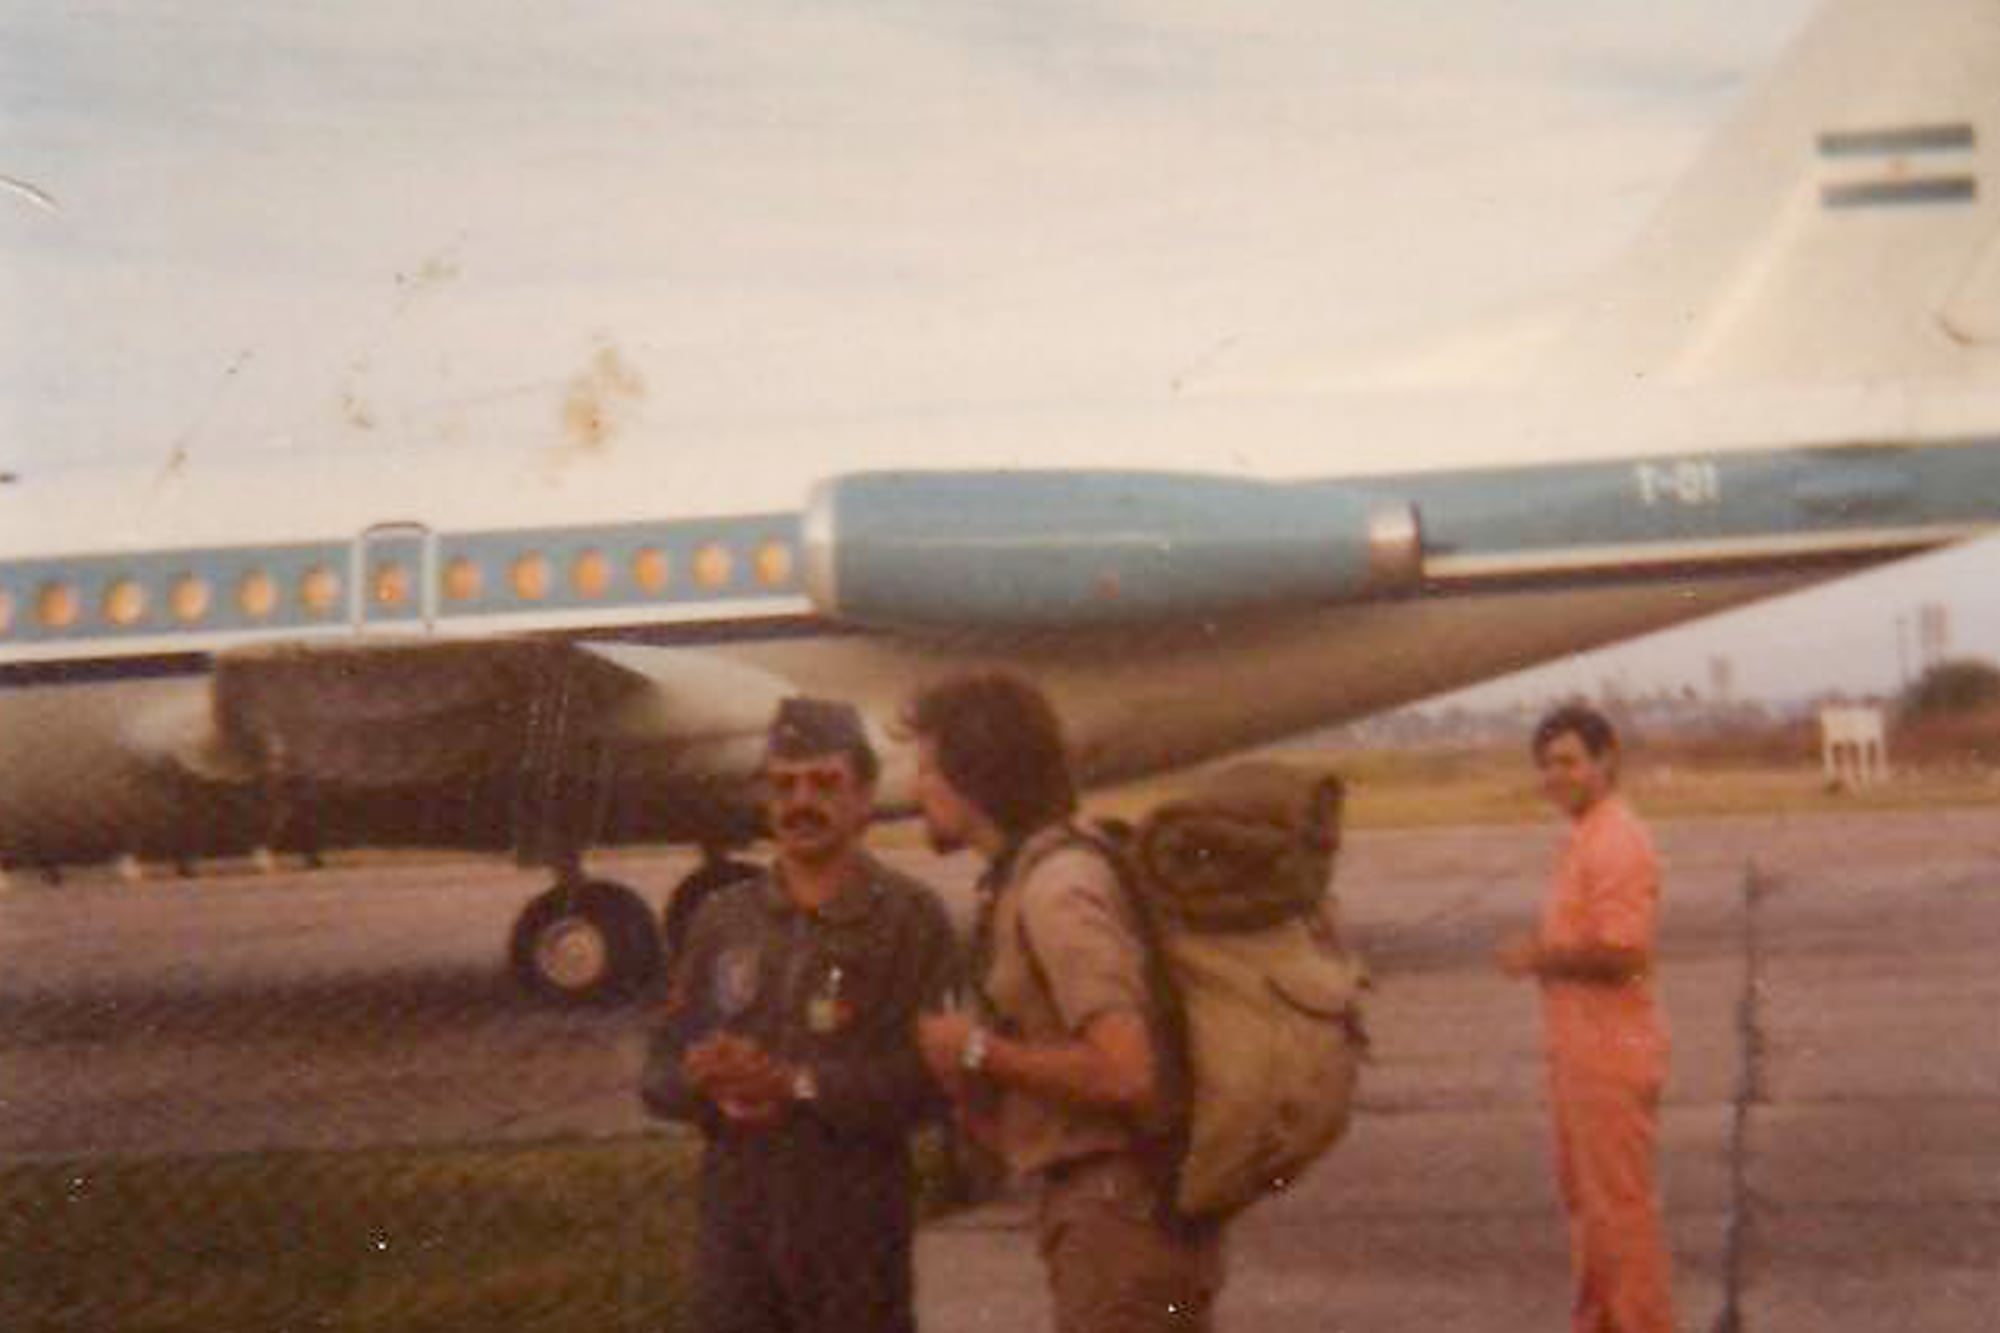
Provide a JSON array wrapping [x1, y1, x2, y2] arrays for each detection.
[[1537, 0, 2000, 389]]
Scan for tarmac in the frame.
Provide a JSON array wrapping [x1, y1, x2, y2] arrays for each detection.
[[914, 808, 2000, 1333], [3, 807, 1996, 1331]]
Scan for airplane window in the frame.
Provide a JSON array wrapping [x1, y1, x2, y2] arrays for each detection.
[[300, 565, 341, 614], [38, 581, 79, 629], [373, 562, 410, 607], [443, 557, 482, 602], [632, 546, 670, 593], [104, 578, 147, 626], [512, 552, 550, 601], [572, 548, 611, 598], [755, 540, 794, 588], [694, 542, 733, 590], [170, 575, 211, 623], [239, 570, 278, 619]]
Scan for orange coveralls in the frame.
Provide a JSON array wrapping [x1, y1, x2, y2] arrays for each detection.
[[1539, 795, 1674, 1333]]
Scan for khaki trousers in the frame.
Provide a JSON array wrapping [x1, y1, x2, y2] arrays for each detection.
[[1036, 1154, 1225, 1333]]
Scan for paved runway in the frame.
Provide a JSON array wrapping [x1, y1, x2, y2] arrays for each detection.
[[4, 808, 1998, 1330], [0, 849, 736, 1158], [918, 807, 2000, 1333]]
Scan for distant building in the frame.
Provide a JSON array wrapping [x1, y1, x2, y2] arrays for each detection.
[[1919, 603, 1952, 671], [1819, 705, 1888, 788]]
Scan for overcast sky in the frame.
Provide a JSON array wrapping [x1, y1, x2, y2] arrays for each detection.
[[2, 0, 1992, 702]]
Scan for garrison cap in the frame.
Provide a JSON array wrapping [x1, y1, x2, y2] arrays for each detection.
[[765, 696, 876, 770]]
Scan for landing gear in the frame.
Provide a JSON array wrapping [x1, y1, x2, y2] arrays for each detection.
[[508, 878, 660, 1005], [661, 855, 761, 965]]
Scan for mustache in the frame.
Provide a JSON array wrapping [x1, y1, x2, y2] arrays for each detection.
[[778, 809, 832, 834]]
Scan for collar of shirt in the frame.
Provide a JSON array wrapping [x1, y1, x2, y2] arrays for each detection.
[[1571, 793, 1630, 838], [979, 828, 1035, 898], [758, 855, 884, 925], [994, 823, 1084, 887], [970, 823, 1072, 1011]]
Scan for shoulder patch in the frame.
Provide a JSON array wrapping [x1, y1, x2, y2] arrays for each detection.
[[712, 946, 763, 1017]]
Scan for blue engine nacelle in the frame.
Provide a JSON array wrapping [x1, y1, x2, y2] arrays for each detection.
[[802, 470, 1423, 629]]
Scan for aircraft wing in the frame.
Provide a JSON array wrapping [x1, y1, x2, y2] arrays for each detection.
[[123, 639, 794, 791]]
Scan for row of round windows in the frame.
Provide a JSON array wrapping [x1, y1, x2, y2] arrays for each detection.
[[0, 539, 798, 636]]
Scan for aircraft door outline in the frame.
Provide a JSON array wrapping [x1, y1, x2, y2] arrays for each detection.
[[352, 522, 439, 633]]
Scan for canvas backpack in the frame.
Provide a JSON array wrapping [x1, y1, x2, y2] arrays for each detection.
[[1020, 761, 1367, 1225]]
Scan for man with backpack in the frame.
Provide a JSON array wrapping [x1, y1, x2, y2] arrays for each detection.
[[908, 672, 1226, 1333]]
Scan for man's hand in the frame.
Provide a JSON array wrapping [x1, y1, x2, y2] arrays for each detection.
[[954, 1101, 1002, 1152], [682, 1032, 748, 1093], [684, 1034, 792, 1123], [916, 1011, 973, 1092], [716, 1094, 785, 1127], [1496, 933, 1543, 979]]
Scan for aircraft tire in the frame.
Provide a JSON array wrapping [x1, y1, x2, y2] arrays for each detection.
[[509, 879, 660, 1006], [661, 858, 760, 964]]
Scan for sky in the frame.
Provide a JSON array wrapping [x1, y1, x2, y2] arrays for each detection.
[[1, 0, 1993, 705]]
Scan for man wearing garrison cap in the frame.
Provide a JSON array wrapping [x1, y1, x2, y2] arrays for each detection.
[[642, 697, 959, 1333]]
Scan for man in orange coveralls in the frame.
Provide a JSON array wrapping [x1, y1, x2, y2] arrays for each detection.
[[1497, 703, 1674, 1333]]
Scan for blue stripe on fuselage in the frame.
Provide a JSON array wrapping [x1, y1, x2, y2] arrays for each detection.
[[4, 438, 1996, 665], [0, 511, 806, 650], [1343, 437, 2000, 563]]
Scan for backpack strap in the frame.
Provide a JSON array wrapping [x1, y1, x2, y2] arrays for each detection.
[[1008, 826, 1150, 1025], [1010, 825, 1205, 1234]]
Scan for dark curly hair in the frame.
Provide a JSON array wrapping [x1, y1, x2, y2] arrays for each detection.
[[1531, 702, 1619, 762], [902, 671, 1078, 840]]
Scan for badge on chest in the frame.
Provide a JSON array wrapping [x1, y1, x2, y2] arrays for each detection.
[[806, 963, 853, 1034]]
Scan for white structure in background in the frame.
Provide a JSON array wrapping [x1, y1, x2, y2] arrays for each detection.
[[1708, 655, 1735, 705], [1820, 705, 1889, 788], [1918, 603, 1952, 671]]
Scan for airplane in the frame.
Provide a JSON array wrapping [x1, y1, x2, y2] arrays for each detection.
[[2, 0, 1997, 1004]]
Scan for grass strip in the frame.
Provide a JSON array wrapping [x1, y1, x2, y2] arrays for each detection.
[[1072, 754, 2000, 832], [1, 1129, 963, 1333]]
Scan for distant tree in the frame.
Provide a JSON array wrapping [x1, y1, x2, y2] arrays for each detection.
[[1900, 657, 2000, 718]]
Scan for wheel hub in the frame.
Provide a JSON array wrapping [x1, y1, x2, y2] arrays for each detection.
[[535, 915, 610, 992]]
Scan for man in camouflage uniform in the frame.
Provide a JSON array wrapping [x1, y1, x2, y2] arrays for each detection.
[[642, 697, 959, 1333]]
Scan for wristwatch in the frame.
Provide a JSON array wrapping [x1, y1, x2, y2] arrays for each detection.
[[960, 1025, 990, 1074], [791, 1065, 819, 1103]]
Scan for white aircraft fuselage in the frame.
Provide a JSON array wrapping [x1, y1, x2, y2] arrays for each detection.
[[4, 387, 1995, 853]]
